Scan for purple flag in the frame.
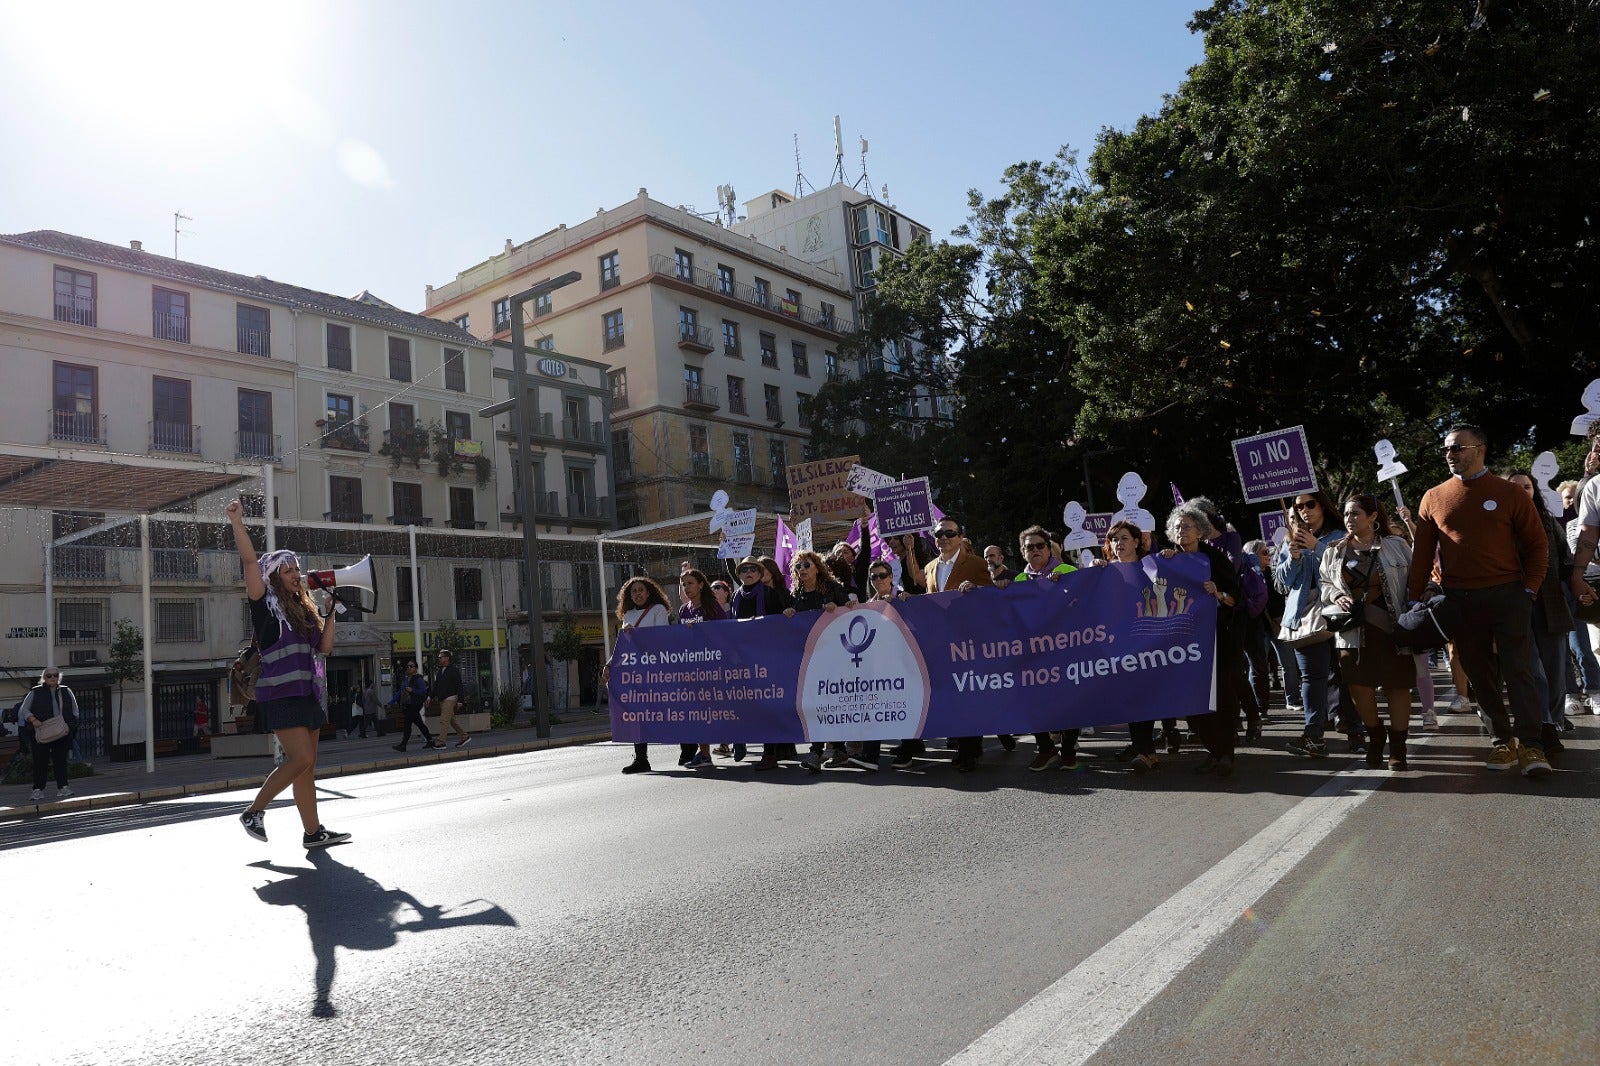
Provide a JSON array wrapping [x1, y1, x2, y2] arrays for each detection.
[[1170, 482, 1185, 505], [846, 519, 863, 551], [774, 516, 797, 579]]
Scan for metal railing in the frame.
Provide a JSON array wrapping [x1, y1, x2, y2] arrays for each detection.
[[153, 311, 189, 343], [319, 419, 369, 452], [678, 322, 714, 351], [765, 402, 782, 423], [446, 518, 486, 530], [53, 546, 112, 581], [729, 393, 747, 415], [609, 384, 629, 410], [236, 430, 281, 461], [533, 490, 562, 517], [322, 511, 372, 524], [541, 587, 576, 611], [151, 548, 201, 581], [647, 254, 854, 333], [149, 421, 200, 454], [563, 419, 604, 445], [826, 366, 852, 384], [55, 296, 95, 327], [770, 466, 788, 490], [614, 459, 635, 482], [388, 514, 434, 526], [237, 326, 271, 357], [689, 453, 725, 479], [49, 409, 107, 445], [684, 382, 720, 409], [567, 494, 610, 521], [734, 463, 754, 484]]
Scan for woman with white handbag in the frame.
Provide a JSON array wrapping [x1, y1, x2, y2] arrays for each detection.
[[19, 666, 78, 802], [1273, 490, 1345, 759]]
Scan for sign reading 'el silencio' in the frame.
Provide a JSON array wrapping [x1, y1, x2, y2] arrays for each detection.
[[786, 454, 860, 521]]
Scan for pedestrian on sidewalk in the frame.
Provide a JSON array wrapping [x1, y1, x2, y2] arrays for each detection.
[[193, 695, 209, 738], [227, 499, 350, 849], [393, 661, 438, 751], [361, 681, 380, 738], [20, 666, 78, 802], [431, 650, 471, 748]]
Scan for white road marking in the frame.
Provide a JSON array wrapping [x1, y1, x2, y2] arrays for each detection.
[[944, 759, 1405, 1065]]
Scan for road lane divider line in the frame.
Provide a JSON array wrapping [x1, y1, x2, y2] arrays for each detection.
[[944, 759, 1406, 1066]]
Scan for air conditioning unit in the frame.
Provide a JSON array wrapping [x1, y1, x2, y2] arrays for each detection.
[[69, 649, 100, 666]]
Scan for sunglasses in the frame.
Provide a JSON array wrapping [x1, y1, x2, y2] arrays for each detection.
[[933, 529, 960, 539], [737, 565, 760, 573], [794, 561, 813, 570], [43, 673, 60, 679], [871, 571, 893, 581], [1441, 443, 1483, 454], [1023, 541, 1049, 551], [1293, 500, 1319, 510]]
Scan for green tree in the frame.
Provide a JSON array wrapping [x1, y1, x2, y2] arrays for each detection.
[[107, 618, 143, 743]]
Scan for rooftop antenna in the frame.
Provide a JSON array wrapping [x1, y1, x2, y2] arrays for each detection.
[[793, 134, 815, 198], [717, 184, 738, 226], [854, 136, 871, 192], [173, 211, 192, 258], [829, 115, 846, 186]]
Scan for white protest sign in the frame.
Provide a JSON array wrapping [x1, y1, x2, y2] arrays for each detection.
[[1572, 379, 1600, 437], [1374, 438, 1408, 510], [1531, 451, 1563, 515], [1109, 472, 1156, 532], [707, 490, 733, 533], [721, 507, 757, 536], [794, 518, 814, 552], [718, 533, 755, 559], [847, 463, 898, 499], [1078, 548, 1095, 569], [1061, 501, 1098, 550]]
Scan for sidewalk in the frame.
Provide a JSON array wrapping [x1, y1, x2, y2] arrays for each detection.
[[1, 712, 614, 824]]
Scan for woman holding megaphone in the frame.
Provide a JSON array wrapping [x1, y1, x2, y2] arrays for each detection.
[[227, 498, 350, 850]]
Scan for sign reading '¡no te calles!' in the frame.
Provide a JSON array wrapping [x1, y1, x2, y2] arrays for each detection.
[[786, 454, 860, 521]]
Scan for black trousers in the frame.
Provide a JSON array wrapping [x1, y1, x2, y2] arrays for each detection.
[[1032, 730, 1082, 753], [398, 703, 434, 746], [1191, 643, 1241, 758], [32, 735, 71, 789], [633, 742, 696, 762], [1130, 720, 1158, 757], [1447, 582, 1543, 745]]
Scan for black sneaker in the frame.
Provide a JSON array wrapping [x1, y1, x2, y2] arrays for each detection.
[[999, 734, 1017, 752], [392, 743, 407, 752], [621, 758, 651, 774], [456, 736, 472, 748], [240, 808, 267, 842], [303, 825, 352, 849], [891, 752, 916, 770]]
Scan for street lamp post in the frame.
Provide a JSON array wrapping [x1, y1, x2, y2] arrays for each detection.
[[482, 270, 581, 739]]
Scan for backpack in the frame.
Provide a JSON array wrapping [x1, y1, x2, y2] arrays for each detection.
[[230, 641, 261, 706]]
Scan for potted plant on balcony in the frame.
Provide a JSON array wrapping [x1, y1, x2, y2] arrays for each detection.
[[429, 423, 494, 486], [380, 423, 432, 469]]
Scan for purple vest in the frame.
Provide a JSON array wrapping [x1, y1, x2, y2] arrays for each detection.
[[255, 619, 320, 703]]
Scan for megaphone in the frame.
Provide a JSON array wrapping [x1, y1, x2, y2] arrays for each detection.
[[306, 555, 379, 615]]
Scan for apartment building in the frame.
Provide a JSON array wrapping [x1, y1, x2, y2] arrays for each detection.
[[423, 189, 856, 529], [732, 184, 954, 432]]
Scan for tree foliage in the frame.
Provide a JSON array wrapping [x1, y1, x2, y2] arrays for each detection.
[[108, 618, 143, 740]]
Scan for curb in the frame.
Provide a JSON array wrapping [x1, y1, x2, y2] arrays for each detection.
[[0, 731, 613, 824]]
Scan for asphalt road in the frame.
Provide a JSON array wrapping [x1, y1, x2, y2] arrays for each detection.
[[6, 720, 1598, 1066]]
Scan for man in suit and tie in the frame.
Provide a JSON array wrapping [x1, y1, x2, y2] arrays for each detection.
[[925, 516, 996, 771]]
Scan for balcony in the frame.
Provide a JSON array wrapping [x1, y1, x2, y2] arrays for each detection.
[[609, 384, 629, 410], [734, 463, 754, 485], [689, 453, 725, 480], [319, 419, 369, 452], [237, 326, 271, 357], [684, 382, 720, 411], [567, 494, 611, 522], [446, 517, 486, 530], [826, 366, 853, 384], [149, 420, 200, 455], [646, 254, 855, 334], [614, 459, 634, 483], [770, 466, 788, 490], [49, 409, 107, 446], [236, 430, 281, 462], [677, 322, 714, 354], [52, 545, 112, 581], [153, 311, 189, 344], [563, 419, 604, 446], [322, 511, 372, 524], [388, 514, 434, 526], [765, 403, 782, 424], [729, 393, 747, 415], [55, 296, 96, 327], [533, 490, 562, 518], [541, 587, 575, 612], [151, 548, 200, 581]]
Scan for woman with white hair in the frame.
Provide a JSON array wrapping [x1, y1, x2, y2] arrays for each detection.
[[1162, 504, 1245, 777], [227, 499, 350, 849], [19, 666, 79, 802]]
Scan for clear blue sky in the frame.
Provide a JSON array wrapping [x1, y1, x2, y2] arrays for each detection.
[[0, 0, 1207, 312]]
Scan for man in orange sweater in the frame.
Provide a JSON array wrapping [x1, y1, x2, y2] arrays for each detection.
[[1408, 424, 1550, 776]]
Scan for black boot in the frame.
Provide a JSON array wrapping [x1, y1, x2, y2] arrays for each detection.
[[1364, 724, 1386, 768], [1387, 728, 1408, 770], [1540, 721, 1564, 757]]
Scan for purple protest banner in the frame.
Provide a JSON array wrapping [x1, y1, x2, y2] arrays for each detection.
[[609, 554, 1217, 743], [1259, 510, 1288, 546], [874, 477, 935, 537], [1231, 426, 1317, 504]]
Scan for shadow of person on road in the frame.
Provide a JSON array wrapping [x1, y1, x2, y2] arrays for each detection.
[[251, 849, 517, 1019]]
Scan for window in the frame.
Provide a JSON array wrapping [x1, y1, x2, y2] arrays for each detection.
[[876, 209, 892, 245], [534, 335, 556, 351], [449, 486, 477, 528], [326, 392, 355, 428], [820, 301, 837, 330], [856, 247, 875, 288], [151, 377, 194, 452], [759, 331, 777, 367], [684, 365, 704, 404], [616, 501, 640, 528], [387, 336, 412, 381], [883, 338, 901, 374], [567, 466, 596, 517], [764, 384, 781, 422], [152, 287, 188, 343], [612, 428, 633, 480], [732, 432, 752, 482], [443, 348, 466, 391], [674, 248, 694, 280], [603, 309, 625, 350], [451, 313, 470, 331], [155, 600, 203, 643], [57, 599, 107, 644], [784, 288, 801, 316], [854, 206, 870, 244], [326, 323, 352, 371], [753, 277, 770, 306], [678, 306, 699, 342], [791, 341, 809, 377], [717, 264, 734, 294], [328, 474, 364, 521], [802, 441, 818, 461], [608, 369, 628, 409], [689, 425, 710, 474], [396, 565, 419, 622], [826, 350, 841, 381], [390, 402, 415, 434], [532, 291, 552, 318], [574, 563, 597, 610], [492, 297, 511, 332], [769, 438, 788, 484], [798, 392, 812, 429], [728, 375, 746, 415], [237, 304, 270, 356], [237, 389, 273, 459], [722, 319, 740, 357], [53, 266, 95, 326], [599, 251, 620, 291], [51, 362, 100, 444], [445, 410, 472, 442], [392, 481, 423, 522], [454, 568, 483, 620]]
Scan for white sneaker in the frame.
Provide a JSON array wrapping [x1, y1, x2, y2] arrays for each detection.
[[1420, 709, 1439, 731], [56, 786, 73, 800], [1448, 696, 1470, 714], [1587, 692, 1600, 715], [29, 788, 44, 802], [1286, 703, 1304, 715], [1565, 695, 1584, 719]]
